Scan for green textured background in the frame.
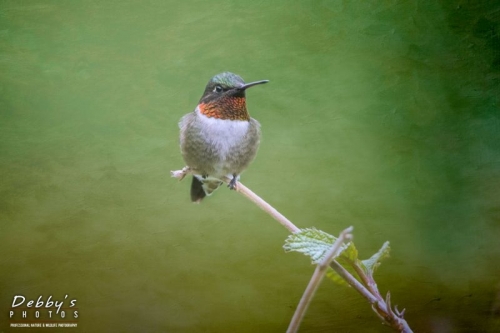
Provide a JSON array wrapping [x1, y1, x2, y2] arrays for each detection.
[[1, 1, 499, 332]]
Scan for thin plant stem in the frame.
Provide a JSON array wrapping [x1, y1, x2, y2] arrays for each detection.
[[233, 181, 300, 233], [287, 226, 353, 333], [171, 167, 299, 233]]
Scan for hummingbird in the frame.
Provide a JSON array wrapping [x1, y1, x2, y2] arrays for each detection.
[[179, 72, 268, 202]]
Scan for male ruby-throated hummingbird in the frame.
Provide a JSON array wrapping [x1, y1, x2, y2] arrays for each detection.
[[179, 72, 268, 202]]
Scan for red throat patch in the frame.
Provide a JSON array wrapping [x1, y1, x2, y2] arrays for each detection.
[[199, 97, 249, 121]]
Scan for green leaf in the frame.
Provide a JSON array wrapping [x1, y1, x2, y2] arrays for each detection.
[[341, 241, 358, 262], [325, 267, 348, 285], [360, 241, 390, 276], [283, 228, 356, 285], [284, 228, 390, 286], [283, 228, 344, 264]]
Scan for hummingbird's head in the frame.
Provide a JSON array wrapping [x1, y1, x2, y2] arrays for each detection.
[[198, 72, 268, 121]]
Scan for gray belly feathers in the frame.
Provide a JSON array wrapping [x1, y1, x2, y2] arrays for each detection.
[[179, 111, 261, 179]]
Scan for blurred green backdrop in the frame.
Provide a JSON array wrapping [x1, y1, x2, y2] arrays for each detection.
[[1, 0, 499, 332]]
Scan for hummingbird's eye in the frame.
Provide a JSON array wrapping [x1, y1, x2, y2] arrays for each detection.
[[214, 85, 223, 93]]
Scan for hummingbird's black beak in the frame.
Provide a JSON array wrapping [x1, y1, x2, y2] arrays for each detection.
[[239, 80, 269, 90]]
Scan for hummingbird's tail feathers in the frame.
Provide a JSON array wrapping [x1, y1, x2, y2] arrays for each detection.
[[190, 176, 223, 203], [190, 176, 206, 203]]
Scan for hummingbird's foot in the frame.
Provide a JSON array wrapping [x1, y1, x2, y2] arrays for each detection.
[[228, 175, 238, 190]]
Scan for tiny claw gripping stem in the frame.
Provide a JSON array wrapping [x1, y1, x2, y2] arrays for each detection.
[[228, 175, 238, 190]]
